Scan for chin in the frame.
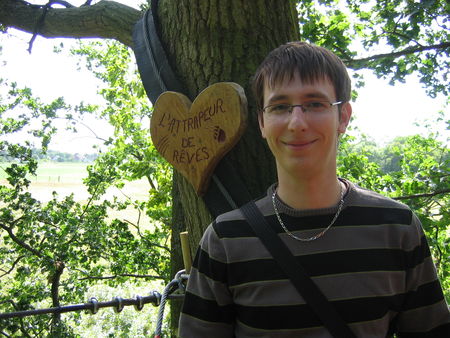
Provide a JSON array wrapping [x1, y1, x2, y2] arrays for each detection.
[[279, 160, 314, 177]]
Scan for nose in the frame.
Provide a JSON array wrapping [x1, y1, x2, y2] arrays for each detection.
[[287, 105, 308, 130]]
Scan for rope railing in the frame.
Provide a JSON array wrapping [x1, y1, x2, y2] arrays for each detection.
[[0, 233, 193, 338], [1, 235, 193, 338], [0, 291, 183, 320], [0, 270, 189, 338]]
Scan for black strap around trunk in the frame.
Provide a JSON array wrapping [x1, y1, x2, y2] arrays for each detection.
[[240, 201, 356, 338], [133, 3, 253, 218]]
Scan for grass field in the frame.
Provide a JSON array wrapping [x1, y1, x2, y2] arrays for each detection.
[[0, 161, 89, 183], [1, 161, 148, 199], [32, 162, 90, 183], [0, 161, 151, 224]]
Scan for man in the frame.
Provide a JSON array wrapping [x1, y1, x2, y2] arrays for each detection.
[[179, 42, 450, 337]]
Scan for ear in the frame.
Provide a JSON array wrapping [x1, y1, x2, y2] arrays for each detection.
[[338, 102, 352, 134], [258, 111, 266, 138]]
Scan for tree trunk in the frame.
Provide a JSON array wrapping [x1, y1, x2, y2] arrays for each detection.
[[169, 172, 186, 337], [157, 0, 300, 250], [157, 2, 299, 334]]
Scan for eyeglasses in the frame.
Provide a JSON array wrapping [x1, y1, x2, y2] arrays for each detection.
[[262, 101, 342, 117]]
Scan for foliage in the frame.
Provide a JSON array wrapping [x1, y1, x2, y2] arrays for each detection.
[[297, 0, 450, 97], [73, 39, 173, 283], [338, 121, 450, 301], [0, 40, 172, 337]]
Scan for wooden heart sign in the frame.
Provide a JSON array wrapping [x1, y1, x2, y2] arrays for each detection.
[[150, 82, 248, 195]]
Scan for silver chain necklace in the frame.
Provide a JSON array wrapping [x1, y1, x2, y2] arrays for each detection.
[[271, 183, 345, 242]]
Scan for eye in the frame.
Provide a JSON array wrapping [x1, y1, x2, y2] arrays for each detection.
[[304, 101, 328, 112], [305, 101, 327, 108], [267, 104, 290, 114]]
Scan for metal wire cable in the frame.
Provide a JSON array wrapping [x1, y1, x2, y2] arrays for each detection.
[[154, 270, 189, 338], [0, 291, 184, 320]]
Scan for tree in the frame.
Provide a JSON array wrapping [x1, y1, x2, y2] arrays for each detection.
[[338, 131, 450, 300], [0, 0, 450, 244], [1, 0, 449, 336], [1, 0, 448, 245], [0, 71, 172, 336]]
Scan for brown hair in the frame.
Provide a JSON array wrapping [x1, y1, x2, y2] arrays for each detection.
[[252, 41, 351, 112]]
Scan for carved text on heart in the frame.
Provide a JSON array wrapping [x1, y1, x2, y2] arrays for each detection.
[[157, 98, 225, 135]]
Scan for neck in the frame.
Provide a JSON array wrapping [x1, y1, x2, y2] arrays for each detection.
[[276, 173, 342, 210]]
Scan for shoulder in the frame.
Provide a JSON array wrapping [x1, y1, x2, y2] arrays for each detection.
[[343, 180, 416, 227], [198, 207, 252, 253], [211, 193, 272, 239], [215, 190, 273, 223], [346, 180, 410, 210]]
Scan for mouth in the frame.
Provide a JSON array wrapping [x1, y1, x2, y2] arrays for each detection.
[[282, 139, 317, 149]]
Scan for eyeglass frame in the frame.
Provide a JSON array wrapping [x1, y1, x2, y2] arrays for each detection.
[[261, 101, 343, 116]]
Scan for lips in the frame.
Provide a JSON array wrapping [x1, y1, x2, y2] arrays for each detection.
[[282, 139, 317, 149]]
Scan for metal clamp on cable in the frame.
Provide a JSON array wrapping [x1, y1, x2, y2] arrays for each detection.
[[113, 297, 124, 313], [152, 290, 161, 307], [174, 269, 188, 292], [134, 295, 144, 311], [88, 297, 99, 315]]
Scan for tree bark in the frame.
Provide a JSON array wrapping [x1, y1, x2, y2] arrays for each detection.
[[157, 0, 300, 250], [169, 172, 186, 337], [50, 260, 65, 333], [0, 0, 141, 47]]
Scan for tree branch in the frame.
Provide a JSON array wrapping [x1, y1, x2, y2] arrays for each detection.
[[0, 301, 33, 338], [382, 28, 422, 48], [393, 188, 450, 201], [0, 222, 45, 259], [49, 260, 65, 326], [0, 255, 25, 278], [50, 261, 65, 306], [0, 0, 142, 48], [27, 0, 75, 52], [66, 116, 109, 144], [345, 42, 450, 69], [0, 330, 12, 338], [78, 273, 164, 281]]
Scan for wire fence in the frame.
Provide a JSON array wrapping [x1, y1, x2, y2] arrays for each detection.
[[0, 270, 189, 338], [0, 293, 183, 320]]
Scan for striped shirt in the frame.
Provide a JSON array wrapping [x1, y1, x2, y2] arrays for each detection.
[[179, 180, 450, 337]]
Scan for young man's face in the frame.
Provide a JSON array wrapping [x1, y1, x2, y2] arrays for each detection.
[[258, 75, 352, 181]]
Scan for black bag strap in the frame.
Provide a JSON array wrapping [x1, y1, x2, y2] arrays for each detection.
[[240, 201, 356, 338]]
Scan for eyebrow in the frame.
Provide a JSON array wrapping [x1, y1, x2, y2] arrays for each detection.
[[266, 94, 289, 104], [266, 92, 331, 105], [304, 92, 330, 100]]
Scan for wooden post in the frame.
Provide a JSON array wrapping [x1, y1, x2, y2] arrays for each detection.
[[179, 231, 192, 273]]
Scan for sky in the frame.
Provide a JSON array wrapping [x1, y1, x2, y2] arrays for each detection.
[[1, 3, 448, 154]]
